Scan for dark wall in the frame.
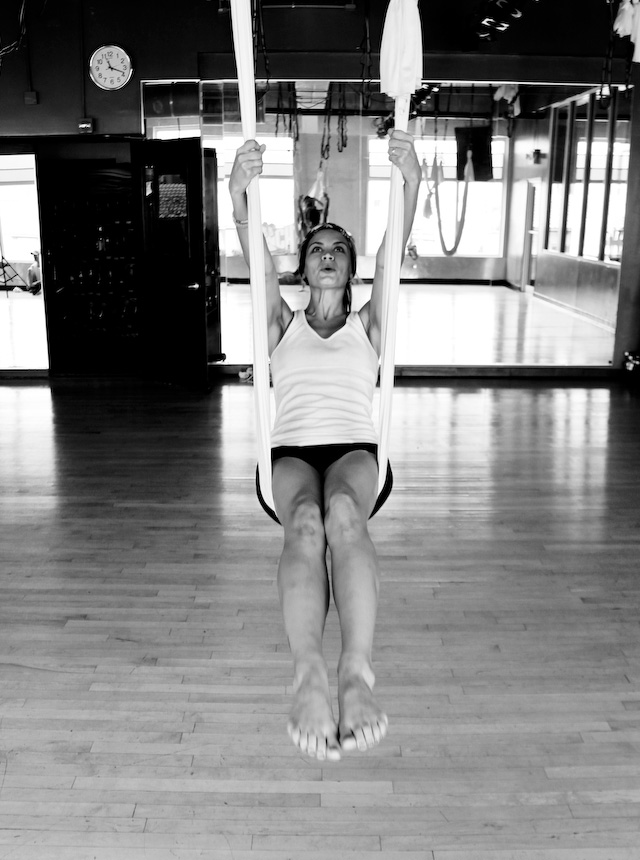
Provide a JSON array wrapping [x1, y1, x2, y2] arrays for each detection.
[[0, 0, 630, 137], [0, 0, 226, 136]]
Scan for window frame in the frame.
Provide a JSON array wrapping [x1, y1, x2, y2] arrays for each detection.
[[544, 86, 629, 263], [366, 133, 508, 258]]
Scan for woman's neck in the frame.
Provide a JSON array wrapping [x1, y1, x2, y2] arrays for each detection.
[[306, 287, 346, 320]]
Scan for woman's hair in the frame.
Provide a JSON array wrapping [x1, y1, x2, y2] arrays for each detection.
[[297, 222, 357, 314]]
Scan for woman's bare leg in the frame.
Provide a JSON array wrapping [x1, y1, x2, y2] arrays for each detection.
[[323, 451, 388, 752], [272, 457, 341, 761]]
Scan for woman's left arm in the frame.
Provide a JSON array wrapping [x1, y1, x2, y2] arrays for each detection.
[[361, 129, 421, 355]]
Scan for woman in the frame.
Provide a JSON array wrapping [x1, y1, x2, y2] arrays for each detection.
[[229, 131, 421, 761]]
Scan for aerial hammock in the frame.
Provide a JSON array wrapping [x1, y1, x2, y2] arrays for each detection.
[[229, 0, 423, 523], [432, 110, 473, 257], [430, 86, 494, 256]]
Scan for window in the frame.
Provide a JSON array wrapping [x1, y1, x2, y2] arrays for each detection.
[[207, 134, 296, 259], [366, 135, 506, 256], [605, 119, 630, 262], [545, 88, 630, 262]]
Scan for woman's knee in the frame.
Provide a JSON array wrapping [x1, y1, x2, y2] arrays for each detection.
[[324, 489, 368, 544], [282, 497, 326, 548]]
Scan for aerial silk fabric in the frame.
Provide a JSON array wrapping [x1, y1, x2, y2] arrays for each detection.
[[230, 0, 274, 512], [378, 0, 423, 494], [380, 0, 423, 99], [230, 0, 423, 507]]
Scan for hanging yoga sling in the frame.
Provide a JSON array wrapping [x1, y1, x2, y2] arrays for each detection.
[[230, 0, 422, 525]]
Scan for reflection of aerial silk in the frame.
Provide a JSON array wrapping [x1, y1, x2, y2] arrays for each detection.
[[433, 155, 471, 257], [429, 130, 478, 257]]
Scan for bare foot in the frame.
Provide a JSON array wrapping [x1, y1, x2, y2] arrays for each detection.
[[338, 662, 388, 753], [287, 660, 341, 761]]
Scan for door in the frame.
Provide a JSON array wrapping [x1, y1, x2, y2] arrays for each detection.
[[133, 138, 219, 390], [37, 150, 143, 376]]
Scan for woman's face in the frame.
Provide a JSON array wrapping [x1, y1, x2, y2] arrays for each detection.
[[303, 229, 351, 290]]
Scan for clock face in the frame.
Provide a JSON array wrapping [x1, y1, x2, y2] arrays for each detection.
[[89, 45, 133, 91]]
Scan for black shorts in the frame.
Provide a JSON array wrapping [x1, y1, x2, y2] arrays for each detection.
[[271, 443, 378, 477]]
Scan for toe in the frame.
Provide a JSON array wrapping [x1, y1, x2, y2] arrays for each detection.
[[289, 723, 342, 761], [339, 714, 389, 753], [339, 725, 370, 752], [326, 744, 342, 762], [306, 733, 318, 757], [288, 723, 301, 747], [372, 716, 388, 745], [339, 730, 357, 752], [361, 724, 376, 749], [357, 728, 370, 751]]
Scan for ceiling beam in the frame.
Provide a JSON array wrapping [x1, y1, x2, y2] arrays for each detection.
[[198, 51, 629, 88]]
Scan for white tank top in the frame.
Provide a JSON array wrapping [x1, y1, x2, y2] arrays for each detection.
[[270, 310, 379, 447]]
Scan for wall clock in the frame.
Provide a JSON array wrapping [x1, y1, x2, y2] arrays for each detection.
[[89, 45, 134, 91]]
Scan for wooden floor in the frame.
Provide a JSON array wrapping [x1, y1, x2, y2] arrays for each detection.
[[1, 377, 640, 859]]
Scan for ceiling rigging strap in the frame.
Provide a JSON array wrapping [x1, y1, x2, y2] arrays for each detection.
[[321, 85, 332, 161], [337, 84, 348, 152], [276, 83, 285, 137], [252, 0, 271, 84], [230, 0, 274, 513], [360, 0, 373, 110], [289, 83, 299, 146]]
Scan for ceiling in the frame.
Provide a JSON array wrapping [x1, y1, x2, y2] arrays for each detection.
[[237, 0, 628, 60]]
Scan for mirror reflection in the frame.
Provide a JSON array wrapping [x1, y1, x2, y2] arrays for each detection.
[[143, 79, 631, 369]]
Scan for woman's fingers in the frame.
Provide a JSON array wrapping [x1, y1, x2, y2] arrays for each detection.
[[388, 130, 412, 163], [241, 143, 266, 175], [230, 141, 266, 193], [388, 131, 421, 183]]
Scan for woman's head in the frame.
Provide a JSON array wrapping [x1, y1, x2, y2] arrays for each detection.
[[297, 223, 357, 313]]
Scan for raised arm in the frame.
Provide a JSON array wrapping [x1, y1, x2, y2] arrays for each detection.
[[360, 130, 421, 356], [228, 140, 293, 354]]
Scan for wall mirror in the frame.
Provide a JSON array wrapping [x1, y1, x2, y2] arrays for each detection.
[[143, 79, 629, 369]]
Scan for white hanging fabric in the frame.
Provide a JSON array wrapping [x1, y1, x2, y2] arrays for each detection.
[[230, 0, 274, 513], [229, 0, 422, 510], [378, 0, 423, 495]]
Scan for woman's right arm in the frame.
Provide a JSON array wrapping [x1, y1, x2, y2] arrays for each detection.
[[228, 140, 292, 353]]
